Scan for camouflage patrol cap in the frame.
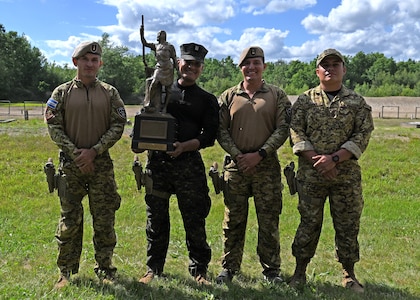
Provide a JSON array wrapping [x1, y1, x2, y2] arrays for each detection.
[[180, 43, 208, 63], [72, 41, 102, 59], [238, 46, 264, 66], [316, 48, 344, 66]]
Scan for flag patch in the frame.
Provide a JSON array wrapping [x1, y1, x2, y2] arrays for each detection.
[[47, 98, 58, 109]]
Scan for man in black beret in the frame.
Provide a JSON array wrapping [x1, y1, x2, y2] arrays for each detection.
[[137, 43, 219, 286]]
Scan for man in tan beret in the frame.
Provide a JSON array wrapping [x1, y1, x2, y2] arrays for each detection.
[[45, 41, 127, 288], [215, 46, 291, 284]]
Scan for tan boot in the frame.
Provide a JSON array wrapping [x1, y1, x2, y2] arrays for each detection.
[[139, 270, 155, 284], [342, 264, 364, 293], [289, 258, 310, 288], [195, 273, 212, 286], [54, 272, 70, 289]]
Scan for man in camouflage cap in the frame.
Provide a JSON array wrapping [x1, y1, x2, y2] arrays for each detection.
[[215, 45, 291, 284], [45, 41, 127, 288], [288, 48, 374, 293], [315, 48, 344, 67]]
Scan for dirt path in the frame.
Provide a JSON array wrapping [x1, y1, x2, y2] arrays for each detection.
[[1, 97, 420, 121]]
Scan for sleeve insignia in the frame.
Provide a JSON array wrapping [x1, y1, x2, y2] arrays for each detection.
[[46, 98, 58, 109], [44, 109, 55, 122], [117, 107, 127, 120]]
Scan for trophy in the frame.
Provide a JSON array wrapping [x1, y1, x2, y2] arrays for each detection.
[[131, 15, 178, 152]]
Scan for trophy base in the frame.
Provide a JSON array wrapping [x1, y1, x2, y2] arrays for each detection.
[[131, 112, 177, 152]]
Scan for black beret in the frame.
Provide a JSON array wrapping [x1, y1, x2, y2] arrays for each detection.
[[180, 43, 208, 63]]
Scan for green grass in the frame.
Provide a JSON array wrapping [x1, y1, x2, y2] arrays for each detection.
[[0, 116, 419, 299]]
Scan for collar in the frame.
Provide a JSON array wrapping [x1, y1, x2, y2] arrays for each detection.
[[234, 79, 269, 95]]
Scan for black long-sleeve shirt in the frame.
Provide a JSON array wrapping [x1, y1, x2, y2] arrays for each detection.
[[167, 81, 219, 149]]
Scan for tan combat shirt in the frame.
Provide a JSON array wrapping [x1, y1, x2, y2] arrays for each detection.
[[218, 81, 291, 158], [45, 79, 127, 160]]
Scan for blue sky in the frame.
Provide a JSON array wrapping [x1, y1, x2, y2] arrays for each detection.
[[1, 0, 419, 66]]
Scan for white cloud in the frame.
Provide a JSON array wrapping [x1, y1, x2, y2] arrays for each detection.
[[241, 0, 317, 15], [43, 0, 420, 64], [298, 0, 420, 61]]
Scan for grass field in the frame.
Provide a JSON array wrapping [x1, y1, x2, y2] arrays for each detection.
[[0, 116, 419, 300]]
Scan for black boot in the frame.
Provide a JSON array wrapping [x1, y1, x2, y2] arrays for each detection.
[[289, 258, 310, 288]]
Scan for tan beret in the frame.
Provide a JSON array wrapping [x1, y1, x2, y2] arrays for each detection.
[[316, 48, 344, 66], [238, 46, 264, 66], [72, 41, 102, 59]]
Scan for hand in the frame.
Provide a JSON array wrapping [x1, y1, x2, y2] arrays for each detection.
[[312, 154, 337, 178], [73, 148, 96, 174], [166, 141, 183, 158], [322, 167, 338, 180], [236, 153, 260, 174]]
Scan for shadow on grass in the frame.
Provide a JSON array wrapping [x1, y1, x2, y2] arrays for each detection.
[[57, 273, 419, 300]]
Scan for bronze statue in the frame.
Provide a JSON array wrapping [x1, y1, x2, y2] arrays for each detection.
[[140, 16, 177, 113]]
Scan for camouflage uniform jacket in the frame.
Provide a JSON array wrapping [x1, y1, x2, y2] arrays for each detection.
[[218, 81, 291, 158], [45, 78, 127, 160], [290, 85, 374, 181]]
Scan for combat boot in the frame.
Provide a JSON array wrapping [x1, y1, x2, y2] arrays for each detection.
[[289, 258, 310, 288], [139, 270, 155, 284], [94, 266, 117, 285], [54, 271, 70, 289], [195, 273, 212, 286], [342, 264, 364, 293], [215, 269, 234, 284]]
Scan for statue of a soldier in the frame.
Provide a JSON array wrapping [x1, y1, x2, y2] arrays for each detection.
[[140, 25, 177, 113]]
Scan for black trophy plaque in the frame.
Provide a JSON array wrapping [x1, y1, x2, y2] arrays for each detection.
[[131, 112, 177, 151]]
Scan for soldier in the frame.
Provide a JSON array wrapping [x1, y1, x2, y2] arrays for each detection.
[[288, 49, 374, 293], [45, 41, 127, 289], [215, 46, 291, 284], [136, 43, 219, 286]]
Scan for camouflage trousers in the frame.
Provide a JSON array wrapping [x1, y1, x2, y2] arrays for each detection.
[[143, 151, 211, 276], [221, 154, 283, 276], [55, 152, 121, 275], [292, 173, 364, 266]]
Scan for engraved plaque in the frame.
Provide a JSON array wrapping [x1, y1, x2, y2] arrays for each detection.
[[131, 112, 177, 151]]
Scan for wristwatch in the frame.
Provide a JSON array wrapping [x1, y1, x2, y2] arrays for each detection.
[[258, 148, 267, 159], [332, 154, 340, 163]]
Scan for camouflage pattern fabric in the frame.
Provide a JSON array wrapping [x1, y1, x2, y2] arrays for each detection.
[[221, 154, 283, 275], [292, 178, 363, 265], [55, 153, 121, 274], [143, 151, 211, 276], [290, 85, 373, 183], [290, 85, 374, 264], [45, 79, 127, 160]]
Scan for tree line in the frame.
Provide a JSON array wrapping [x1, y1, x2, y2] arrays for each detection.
[[1, 24, 420, 105]]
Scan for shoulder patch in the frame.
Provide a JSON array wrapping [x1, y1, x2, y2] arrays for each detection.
[[44, 109, 55, 122], [117, 107, 127, 120], [46, 98, 58, 109]]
